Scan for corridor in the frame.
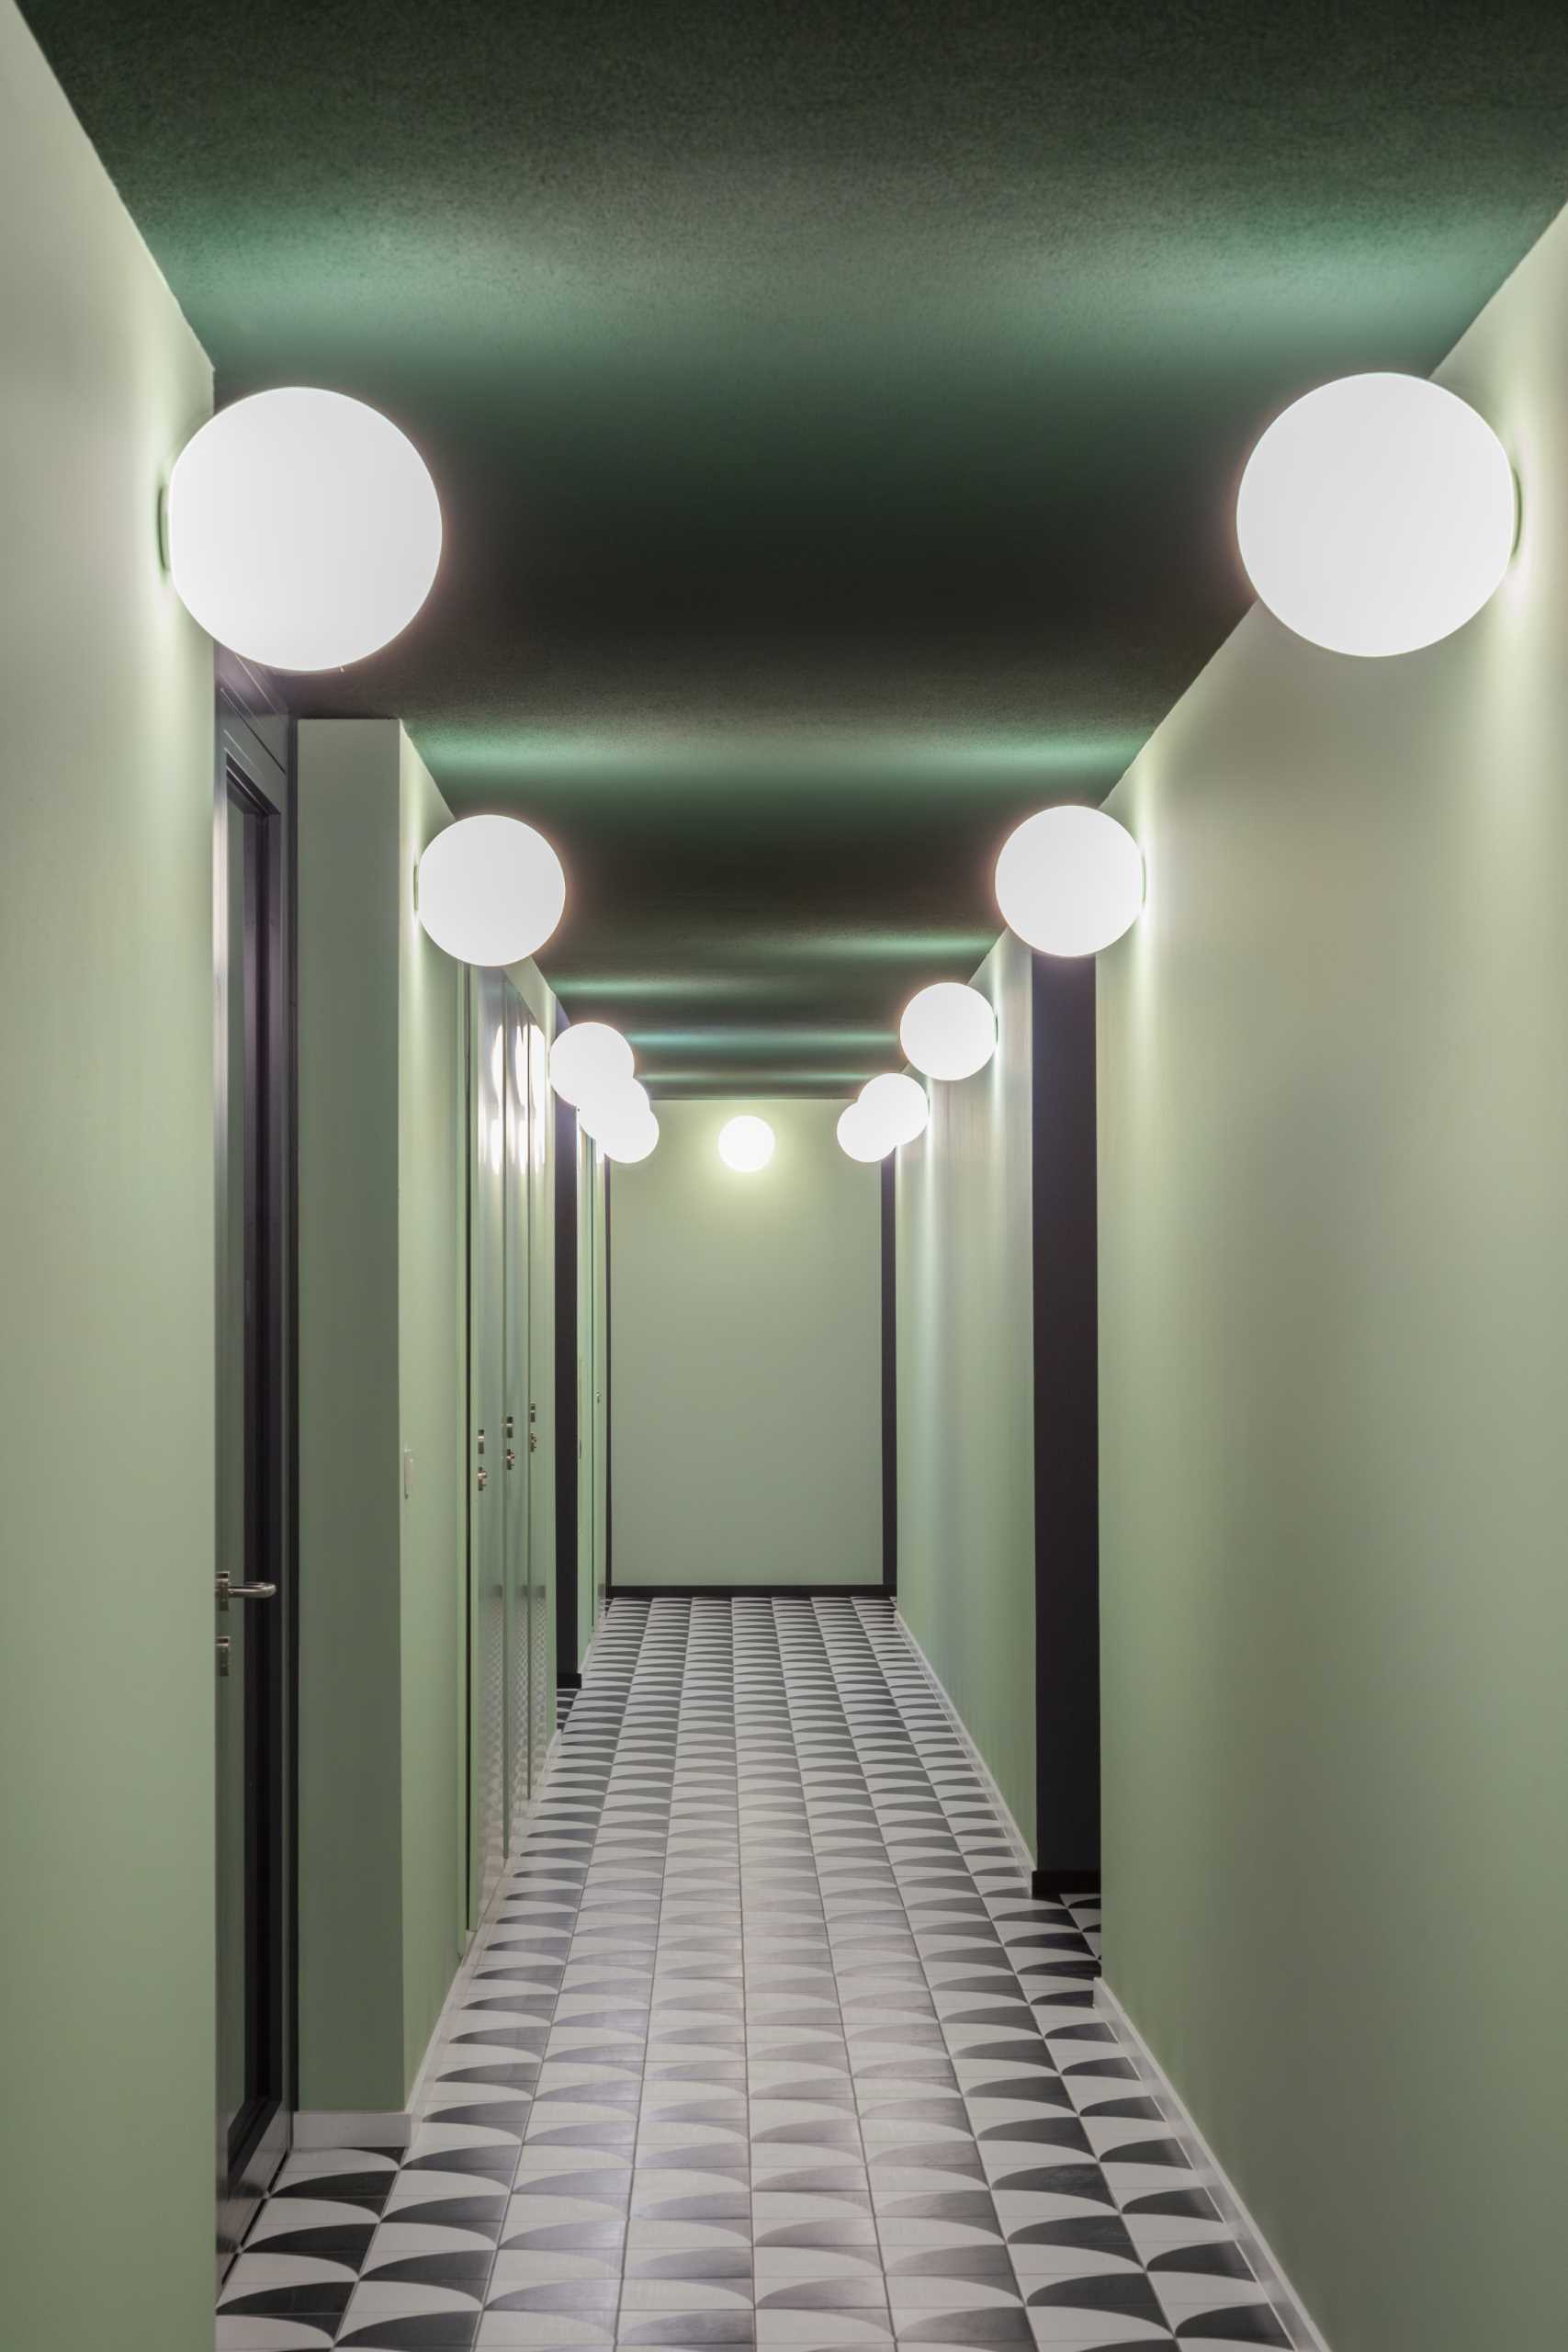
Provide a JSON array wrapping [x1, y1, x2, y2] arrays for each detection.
[[220, 1600, 1275, 2351]]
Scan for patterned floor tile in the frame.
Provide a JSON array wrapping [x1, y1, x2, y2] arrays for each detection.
[[228, 1601, 1281, 2352]]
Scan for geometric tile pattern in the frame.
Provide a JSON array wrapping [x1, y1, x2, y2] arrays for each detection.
[[220, 1597, 1289, 2351]]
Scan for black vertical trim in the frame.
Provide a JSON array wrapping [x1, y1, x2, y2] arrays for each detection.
[[881, 1158, 897, 1595], [1031, 953, 1101, 1895], [555, 1080, 580, 1683]]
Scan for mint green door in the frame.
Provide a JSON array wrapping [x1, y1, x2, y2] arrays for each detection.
[[468, 969, 508, 1924], [503, 990, 533, 1833]]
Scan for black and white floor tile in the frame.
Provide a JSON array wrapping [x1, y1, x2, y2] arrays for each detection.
[[220, 1597, 1289, 2352]]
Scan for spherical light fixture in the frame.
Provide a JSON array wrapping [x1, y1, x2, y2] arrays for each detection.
[[599, 1109, 659, 1165], [837, 1102, 893, 1163], [550, 1022, 634, 1107], [416, 815, 565, 967], [717, 1115, 775, 1173], [995, 804, 1145, 956], [166, 388, 442, 669], [579, 1078, 651, 1145], [899, 982, 997, 1082], [858, 1072, 929, 1149], [1235, 372, 1516, 657]]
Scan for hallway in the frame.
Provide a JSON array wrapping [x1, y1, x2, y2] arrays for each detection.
[[220, 1599, 1273, 2351]]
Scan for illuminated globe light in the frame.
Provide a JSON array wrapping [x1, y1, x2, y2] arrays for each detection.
[[416, 816, 565, 966], [858, 1072, 929, 1149], [837, 1102, 892, 1163], [1235, 373, 1516, 657], [550, 1022, 634, 1107], [717, 1115, 775, 1173], [600, 1109, 659, 1165], [579, 1078, 651, 1145], [166, 389, 442, 669], [899, 982, 997, 1082], [995, 805, 1145, 957]]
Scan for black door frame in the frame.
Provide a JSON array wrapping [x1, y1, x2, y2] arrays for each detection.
[[214, 652, 299, 2271]]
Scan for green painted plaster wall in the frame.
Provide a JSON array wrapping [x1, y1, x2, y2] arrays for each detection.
[[0, 5, 214, 2343], [1096, 211, 1568, 2352], [609, 1098, 881, 1587], [299, 721, 560, 2105], [397, 730, 468, 2090], [895, 935, 1036, 1852], [298, 720, 414, 2108]]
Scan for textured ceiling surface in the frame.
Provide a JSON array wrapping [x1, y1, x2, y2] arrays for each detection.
[[25, 0, 1568, 1089]]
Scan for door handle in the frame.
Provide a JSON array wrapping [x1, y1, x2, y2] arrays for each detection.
[[215, 1572, 277, 1607]]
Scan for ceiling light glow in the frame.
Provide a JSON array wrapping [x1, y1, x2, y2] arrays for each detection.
[[417, 815, 565, 966], [1235, 372, 1516, 657], [717, 1115, 775, 1173], [899, 982, 997, 1082], [166, 388, 442, 669], [995, 804, 1144, 956]]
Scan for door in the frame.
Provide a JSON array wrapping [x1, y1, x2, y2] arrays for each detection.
[[504, 993, 532, 1831], [468, 967, 509, 1924], [526, 1019, 553, 1789], [215, 685, 296, 2273]]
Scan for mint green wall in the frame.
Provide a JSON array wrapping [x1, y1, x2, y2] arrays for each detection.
[[1097, 215, 1568, 2352], [298, 721, 412, 2108], [610, 1098, 881, 1586], [299, 720, 560, 2103], [0, 6, 214, 2345], [896, 935, 1036, 1851], [397, 731, 468, 2088]]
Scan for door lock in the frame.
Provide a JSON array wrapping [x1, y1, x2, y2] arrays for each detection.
[[216, 1634, 231, 1678], [477, 1465, 489, 1490], [505, 1446, 517, 1468]]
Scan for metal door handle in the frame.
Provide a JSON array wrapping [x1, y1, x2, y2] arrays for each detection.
[[216, 1572, 277, 1606], [505, 1446, 517, 1467]]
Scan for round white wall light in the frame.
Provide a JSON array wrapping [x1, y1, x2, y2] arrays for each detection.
[[996, 804, 1145, 956], [1235, 372, 1516, 657], [900, 981, 997, 1082], [858, 1071, 929, 1148], [837, 1101, 892, 1163], [550, 1022, 634, 1107], [579, 1077, 651, 1144], [600, 1109, 659, 1165], [166, 388, 442, 670], [717, 1115, 775, 1173], [416, 815, 565, 966]]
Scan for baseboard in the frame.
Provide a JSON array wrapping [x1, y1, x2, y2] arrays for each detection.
[[1032, 1865, 1101, 1900], [606, 1582, 888, 1600], [1097, 1979, 1333, 2352], [297, 1727, 571, 2162], [894, 1607, 1036, 1885], [293, 2109, 410, 2151]]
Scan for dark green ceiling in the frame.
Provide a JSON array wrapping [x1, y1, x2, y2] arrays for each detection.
[[26, 0, 1568, 1090]]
